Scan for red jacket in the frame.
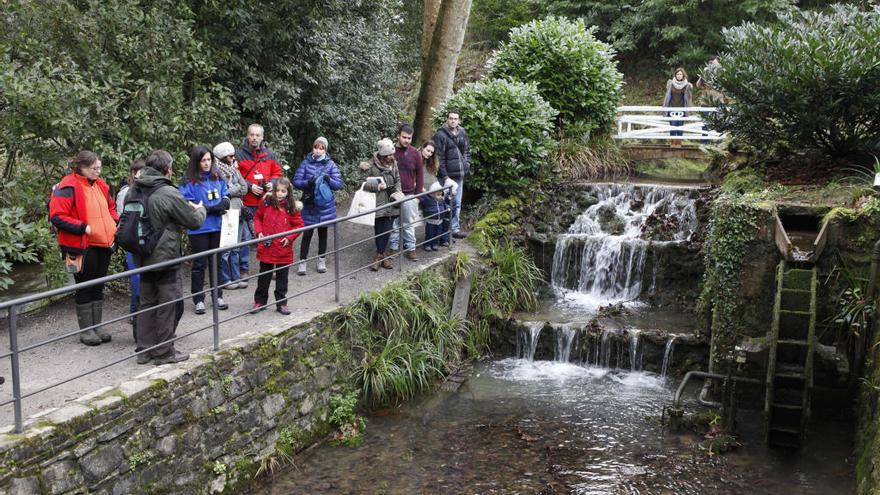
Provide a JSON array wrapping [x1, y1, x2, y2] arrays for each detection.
[[254, 199, 304, 265], [236, 143, 283, 207], [49, 174, 118, 254]]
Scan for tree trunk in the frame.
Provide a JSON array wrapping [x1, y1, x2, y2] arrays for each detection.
[[413, 0, 472, 144], [421, 0, 442, 66]]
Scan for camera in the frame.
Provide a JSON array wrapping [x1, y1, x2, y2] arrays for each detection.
[[263, 239, 273, 248]]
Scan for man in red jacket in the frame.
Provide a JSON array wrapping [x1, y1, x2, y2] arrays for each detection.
[[235, 123, 283, 278]]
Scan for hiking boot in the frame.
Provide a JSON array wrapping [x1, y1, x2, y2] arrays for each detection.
[[77, 303, 101, 346], [153, 351, 190, 366], [136, 351, 153, 365], [440, 241, 450, 248], [405, 250, 419, 261], [250, 302, 266, 314], [381, 252, 394, 270], [194, 301, 206, 315], [224, 281, 239, 290], [317, 257, 327, 273], [215, 297, 228, 310], [277, 305, 291, 315], [238, 279, 248, 289], [370, 253, 382, 271], [452, 231, 467, 239], [92, 300, 111, 343], [297, 262, 307, 276]]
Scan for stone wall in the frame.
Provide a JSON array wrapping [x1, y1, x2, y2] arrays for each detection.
[[0, 310, 353, 494]]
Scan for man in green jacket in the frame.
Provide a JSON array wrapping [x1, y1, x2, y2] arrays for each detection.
[[132, 150, 206, 365]]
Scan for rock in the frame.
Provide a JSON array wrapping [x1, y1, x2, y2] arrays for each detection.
[[156, 435, 176, 456], [298, 396, 315, 416], [261, 394, 286, 419], [8, 477, 40, 495], [42, 460, 84, 494], [80, 444, 124, 483], [596, 204, 625, 235]]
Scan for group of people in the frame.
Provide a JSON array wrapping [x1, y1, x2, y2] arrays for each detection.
[[47, 111, 472, 365], [662, 56, 723, 147]]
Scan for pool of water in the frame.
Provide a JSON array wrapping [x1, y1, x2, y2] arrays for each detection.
[[260, 359, 853, 494]]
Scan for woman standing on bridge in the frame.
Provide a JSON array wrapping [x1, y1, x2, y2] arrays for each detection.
[[49, 151, 118, 346], [662, 67, 693, 148]]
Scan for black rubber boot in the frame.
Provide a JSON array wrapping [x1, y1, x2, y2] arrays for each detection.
[[77, 303, 101, 346], [92, 300, 111, 343]]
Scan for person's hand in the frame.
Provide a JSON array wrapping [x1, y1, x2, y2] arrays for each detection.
[[280, 238, 290, 247], [251, 184, 264, 196], [265, 181, 273, 191], [188, 201, 203, 209], [257, 232, 264, 238], [84, 225, 91, 235], [294, 201, 304, 211], [308, 176, 317, 187], [378, 183, 387, 191]]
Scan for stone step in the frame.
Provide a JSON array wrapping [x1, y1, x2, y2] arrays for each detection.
[[771, 402, 803, 425], [768, 426, 802, 449], [783, 269, 813, 291], [773, 386, 804, 406], [779, 310, 811, 340], [780, 290, 811, 313], [777, 340, 809, 367]]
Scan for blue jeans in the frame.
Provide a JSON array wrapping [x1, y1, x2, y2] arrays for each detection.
[[389, 196, 418, 251], [239, 206, 255, 273], [220, 217, 245, 284], [126, 252, 140, 314], [450, 178, 464, 234]]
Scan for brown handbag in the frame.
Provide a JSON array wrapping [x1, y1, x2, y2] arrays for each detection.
[[64, 252, 84, 274]]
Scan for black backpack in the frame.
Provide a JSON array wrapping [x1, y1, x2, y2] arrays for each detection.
[[116, 184, 164, 256]]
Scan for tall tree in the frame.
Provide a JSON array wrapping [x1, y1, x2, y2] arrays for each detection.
[[413, 0, 473, 143]]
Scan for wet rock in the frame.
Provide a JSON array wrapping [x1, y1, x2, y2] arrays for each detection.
[[42, 460, 83, 494], [80, 444, 124, 483], [596, 204, 625, 235]]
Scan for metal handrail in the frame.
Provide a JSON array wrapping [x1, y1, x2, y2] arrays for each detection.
[[2, 184, 454, 432]]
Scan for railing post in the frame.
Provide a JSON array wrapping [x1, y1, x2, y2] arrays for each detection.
[[332, 223, 340, 303], [9, 305, 23, 433], [210, 252, 220, 351], [447, 193, 454, 250], [397, 207, 404, 271]]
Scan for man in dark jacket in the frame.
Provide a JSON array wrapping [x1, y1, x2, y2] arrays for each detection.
[[432, 110, 470, 238], [235, 124, 283, 278], [132, 150, 206, 365]]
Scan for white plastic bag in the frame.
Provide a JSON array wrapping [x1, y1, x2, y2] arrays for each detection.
[[219, 208, 240, 248], [347, 183, 376, 226]]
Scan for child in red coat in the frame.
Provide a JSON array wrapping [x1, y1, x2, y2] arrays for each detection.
[[252, 178, 304, 315]]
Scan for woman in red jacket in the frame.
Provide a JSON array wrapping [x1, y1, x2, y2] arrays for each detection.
[[251, 178, 304, 315], [49, 151, 119, 346]]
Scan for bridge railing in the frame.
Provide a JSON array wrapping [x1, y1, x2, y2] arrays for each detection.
[[614, 106, 725, 142]]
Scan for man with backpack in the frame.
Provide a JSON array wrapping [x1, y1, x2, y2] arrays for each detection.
[[123, 149, 206, 365], [235, 124, 283, 280]]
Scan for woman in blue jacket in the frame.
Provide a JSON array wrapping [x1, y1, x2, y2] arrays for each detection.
[[180, 146, 230, 314], [292, 137, 343, 276]]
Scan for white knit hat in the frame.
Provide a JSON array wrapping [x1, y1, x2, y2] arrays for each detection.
[[212, 142, 235, 160], [428, 181, 443, 193], [314, 136, 329, 149], [377, 138, 395, 157]]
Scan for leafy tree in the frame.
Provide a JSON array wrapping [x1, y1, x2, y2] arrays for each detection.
[[0, 0, 233, 186], [432, 79, 556, 195], [708, 4, 880, 158], [487, 17, 622, 136]]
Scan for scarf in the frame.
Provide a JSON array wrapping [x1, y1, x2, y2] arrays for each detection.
[[671, 78, 689, 91]]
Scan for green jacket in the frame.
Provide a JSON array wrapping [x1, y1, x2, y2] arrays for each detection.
[[362, 154, 403, 219], [132, 167, 206, 268]]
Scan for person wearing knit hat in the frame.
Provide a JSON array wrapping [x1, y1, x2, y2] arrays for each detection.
[[213, 141, 250, 290], [292, 135, 343, 275], [361, 139, 404, 271]]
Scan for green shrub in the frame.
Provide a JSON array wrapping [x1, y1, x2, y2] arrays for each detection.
[[487, 16, 622, 136], [0, 208, 40, 290], [433, 79, 556, 195], [708, 5, 880, 158]]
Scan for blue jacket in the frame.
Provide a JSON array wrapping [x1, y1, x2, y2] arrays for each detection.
[[293, 153, 343, 225], [178, 172, 229, 235], [420, 194, 450, 222]]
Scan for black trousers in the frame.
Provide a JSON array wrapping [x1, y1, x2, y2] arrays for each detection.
[[374, 216, 395, 254], [255, 262, 290, 307], [73, 247, 112, 304], [300, 226, 328, 260], [190, 231, 222, 304], [136, 269, 184, 357]]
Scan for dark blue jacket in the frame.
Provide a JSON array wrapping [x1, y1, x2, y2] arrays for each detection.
[[420, 194, 450, 222], [178, 172, 229, 235], [293, 153, 343, 225], [432, 124, 470, 181]]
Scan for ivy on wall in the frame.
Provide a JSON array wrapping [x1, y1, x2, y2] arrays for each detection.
[[696, 193, 763, 368]]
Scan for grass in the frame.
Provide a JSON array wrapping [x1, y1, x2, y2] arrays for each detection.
[[637, 158, 709, 179], [553, 135, 632, 181]]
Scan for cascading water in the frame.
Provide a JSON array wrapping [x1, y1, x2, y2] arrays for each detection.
[[551, 184, 698, 306], [517, 322, 543, 361], [554, 325, 577, 363], [629, 329, 641, 371], [660, 336, 676, 378]]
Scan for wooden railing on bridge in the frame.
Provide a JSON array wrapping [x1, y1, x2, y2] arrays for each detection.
[[614, 106, 725, 142]]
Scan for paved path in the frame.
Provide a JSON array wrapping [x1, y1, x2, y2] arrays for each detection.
[[0, 212, 471, 426]]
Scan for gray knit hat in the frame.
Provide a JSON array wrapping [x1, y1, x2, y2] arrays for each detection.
[[314, 136, 329, 149], [377, 138, 395, 157], [212, 142, 235, 160]]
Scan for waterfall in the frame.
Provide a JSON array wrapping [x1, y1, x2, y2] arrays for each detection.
[[660, 336, 676, 378], [599, 328, 614, 368], [629, 330, 641, 372], [554, 325, 578, 363], [551, 184, 698, 304], [517, 322, 543, 361]]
